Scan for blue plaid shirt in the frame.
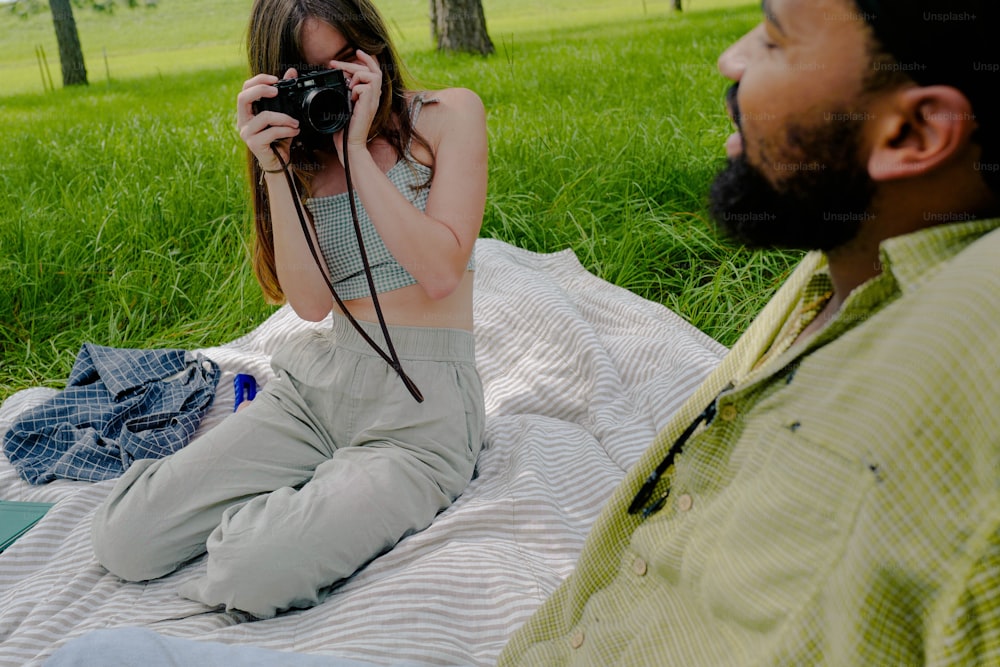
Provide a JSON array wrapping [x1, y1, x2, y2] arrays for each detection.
[[2, 344, 220, 484]]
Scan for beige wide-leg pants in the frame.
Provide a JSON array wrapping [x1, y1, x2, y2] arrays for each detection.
[[91, 313, 485, 619]]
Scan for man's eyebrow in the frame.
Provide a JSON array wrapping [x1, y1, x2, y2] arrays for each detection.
[[761, 0, 785, 33]]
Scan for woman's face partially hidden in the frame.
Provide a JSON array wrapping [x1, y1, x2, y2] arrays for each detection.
[[299, 18, 360, 71]]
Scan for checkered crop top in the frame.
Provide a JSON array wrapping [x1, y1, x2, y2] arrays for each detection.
[[304, 95, 475, 301]]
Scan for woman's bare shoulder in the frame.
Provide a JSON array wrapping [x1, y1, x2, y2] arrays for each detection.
[[412, 88, 486, 152], [412, 87, 485, 125]]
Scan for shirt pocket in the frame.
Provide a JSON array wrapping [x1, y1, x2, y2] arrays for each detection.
[[696, 422, 875, 632]]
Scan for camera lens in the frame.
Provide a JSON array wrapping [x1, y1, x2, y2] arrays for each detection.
[[303, 88, 351, 134]]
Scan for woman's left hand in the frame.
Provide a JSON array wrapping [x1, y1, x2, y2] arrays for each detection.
[[329, 50, 382, 163]]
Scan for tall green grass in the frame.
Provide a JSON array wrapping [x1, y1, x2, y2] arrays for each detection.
[[0, 1, 802, 400]]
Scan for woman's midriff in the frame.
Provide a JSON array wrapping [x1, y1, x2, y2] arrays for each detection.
[[337, 270, 474, 331]]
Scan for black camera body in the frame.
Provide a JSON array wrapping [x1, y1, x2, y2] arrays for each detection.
[[253, 69, 352, 145]]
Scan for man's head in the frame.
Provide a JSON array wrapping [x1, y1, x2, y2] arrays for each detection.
[[709, 0, 999, 252]]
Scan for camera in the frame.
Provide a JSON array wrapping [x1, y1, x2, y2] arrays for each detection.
[[253, 69, 353, 144]]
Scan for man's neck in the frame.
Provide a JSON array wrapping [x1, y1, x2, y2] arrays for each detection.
[[793, 234, 883, 344], [825, 241, 883, 310]]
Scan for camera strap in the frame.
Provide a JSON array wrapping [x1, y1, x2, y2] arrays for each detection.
[[268, 128, 424, 403]]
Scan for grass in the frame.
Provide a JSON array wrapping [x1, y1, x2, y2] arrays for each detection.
[[0, 0, 751, 95], [0, 0, 803, 400]]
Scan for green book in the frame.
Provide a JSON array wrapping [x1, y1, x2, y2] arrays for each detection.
[[0, 500, 55, 553]]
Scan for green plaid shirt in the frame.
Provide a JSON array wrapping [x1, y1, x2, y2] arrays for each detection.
[[500, 219, 1000, 666]]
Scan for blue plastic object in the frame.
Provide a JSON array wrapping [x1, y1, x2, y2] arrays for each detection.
[[233, 373, 257, 412]]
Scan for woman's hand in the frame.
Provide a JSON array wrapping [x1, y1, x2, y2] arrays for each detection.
[[236, 69, 302, 172], [328, 50, 382, 164]]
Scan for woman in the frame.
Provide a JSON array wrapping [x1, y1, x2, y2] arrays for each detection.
[[90, 0, 487, 619]]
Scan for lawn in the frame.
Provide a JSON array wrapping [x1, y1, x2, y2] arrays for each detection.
[[0, 0, 755, 95], [0, 0, 802, 399]]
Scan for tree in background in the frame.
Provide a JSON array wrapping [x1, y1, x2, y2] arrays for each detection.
[[48, 0, 85, 86], [430, 0, 494, 55], [7, 0, 156, 88]]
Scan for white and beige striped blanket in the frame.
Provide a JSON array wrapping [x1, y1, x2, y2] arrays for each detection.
[[0, 239, 725, 666]]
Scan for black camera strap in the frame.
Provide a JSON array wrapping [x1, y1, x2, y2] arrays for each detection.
[[268, 125, 424, 403]]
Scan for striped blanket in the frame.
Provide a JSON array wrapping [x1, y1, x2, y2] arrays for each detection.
[[0, 239, 725, 666]]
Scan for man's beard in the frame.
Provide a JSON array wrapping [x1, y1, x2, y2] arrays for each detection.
[[709, 91, 876, 252]]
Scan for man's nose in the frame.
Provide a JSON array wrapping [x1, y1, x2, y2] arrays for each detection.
[[717, 26, 757, 82]]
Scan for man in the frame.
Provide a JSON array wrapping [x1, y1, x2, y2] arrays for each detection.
[[500, 0, 999, 664], [47, 0, 1000, 664]]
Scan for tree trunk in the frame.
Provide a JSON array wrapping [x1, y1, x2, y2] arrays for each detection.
[[674, 0, 682, 10], [431, 0, 494, 55], [48, 0, 88, 86], [429, 0, 437, 45]]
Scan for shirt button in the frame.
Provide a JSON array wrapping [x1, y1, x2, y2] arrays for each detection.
[[632, 557, 648, 576], [719, 404, 738, 422], [570, 630, 585, 649], [677, 494, 694, 512]]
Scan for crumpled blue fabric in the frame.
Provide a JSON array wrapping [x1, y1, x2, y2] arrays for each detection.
[[2, 343, 220, 484]]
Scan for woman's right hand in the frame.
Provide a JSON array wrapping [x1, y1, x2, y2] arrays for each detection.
[[236, 69, 301, 172]]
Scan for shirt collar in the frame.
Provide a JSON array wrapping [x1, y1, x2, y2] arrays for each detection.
[[788, 218, 1000, 363], [877, 218, 1000, 294]]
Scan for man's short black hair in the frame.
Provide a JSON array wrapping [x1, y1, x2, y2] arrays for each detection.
[[853, 0, 1000, 192]]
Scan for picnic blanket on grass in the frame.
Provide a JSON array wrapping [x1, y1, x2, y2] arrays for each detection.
[[0, 239, 726, 667]]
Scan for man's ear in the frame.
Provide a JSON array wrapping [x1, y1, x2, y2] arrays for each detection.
[[867, 85, 977, 182]]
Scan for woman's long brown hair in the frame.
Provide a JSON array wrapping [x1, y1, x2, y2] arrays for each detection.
[[245, 0, 433, 303]]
